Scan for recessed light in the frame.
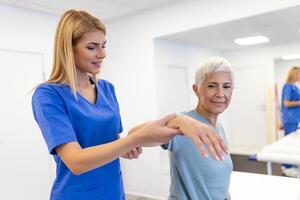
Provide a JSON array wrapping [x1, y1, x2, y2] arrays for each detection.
[[281, 54, 300, 60], [234, 35, 269, 46]]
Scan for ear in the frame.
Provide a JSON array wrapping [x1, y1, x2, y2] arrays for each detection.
[[193, 84, 200, 98]]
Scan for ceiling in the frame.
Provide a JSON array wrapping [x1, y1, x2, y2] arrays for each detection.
[[160, 5, 300, 51], [0, 0, 188, 22], [1, 1, 300, 51]]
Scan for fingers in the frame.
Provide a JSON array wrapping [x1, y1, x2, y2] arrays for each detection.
[[191, 136, 208, 158], [164, 127, 181, 136], [197, 131, 220, 160], [159, 127, 181, 144], [122, 147, 143, 160], [208, 132, 229, 159], [157, 113, 177, 125], [205, 132, 224, 160], [198, 128, 229, 160], [219, 137, 229, 154]]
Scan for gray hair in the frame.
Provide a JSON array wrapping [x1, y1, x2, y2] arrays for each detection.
[[195, 57, 234, 85]]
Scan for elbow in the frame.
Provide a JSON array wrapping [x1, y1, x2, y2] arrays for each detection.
[[64, 159, 87, 175], [68, 164, 85, 175]]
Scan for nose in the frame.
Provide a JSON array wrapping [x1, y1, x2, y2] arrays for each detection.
[[215, 86, 225, 98], [96, 47, 106, 59]]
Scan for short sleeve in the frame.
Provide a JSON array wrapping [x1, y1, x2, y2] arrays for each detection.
[[32, 85, 77, 155], [282, 84, 292, 101], [161, 136, 181, 152]]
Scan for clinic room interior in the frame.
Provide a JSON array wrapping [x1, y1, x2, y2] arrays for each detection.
[[1, 0, 300, 200]]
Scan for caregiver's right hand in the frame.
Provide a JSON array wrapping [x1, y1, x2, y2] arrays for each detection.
[[128, 114, 181, 147]]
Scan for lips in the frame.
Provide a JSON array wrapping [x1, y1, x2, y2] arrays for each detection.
[[91, 61, 101, 68], [211, 101, 226, 106], [211, 101, 226, 103]]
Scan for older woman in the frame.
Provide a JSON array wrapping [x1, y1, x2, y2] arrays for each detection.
[[164, 57, 234, 200]]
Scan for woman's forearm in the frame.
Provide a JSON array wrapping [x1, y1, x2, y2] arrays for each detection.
[[56, 134, 140, 175], [284, 100, 300, 107], [56, 114, 180, 175]]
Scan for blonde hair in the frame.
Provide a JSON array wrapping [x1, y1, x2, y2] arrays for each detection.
[[47, 9, 106, 96], [286, 66, 300, 83], [195, 57, 234, 85]]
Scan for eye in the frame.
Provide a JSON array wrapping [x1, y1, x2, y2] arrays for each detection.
[[102, 44, 106, 49], [223, 84, 232, 89], [87, 46, 95, 50], [207, 84, 216, 88]]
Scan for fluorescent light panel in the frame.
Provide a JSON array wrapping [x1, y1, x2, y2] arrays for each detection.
[[281, 54, 300, 60], [234, 35, 269, 46]]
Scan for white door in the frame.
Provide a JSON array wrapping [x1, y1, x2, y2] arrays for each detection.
[[0, 50, 51, 199], [226, 66, 268, 154]]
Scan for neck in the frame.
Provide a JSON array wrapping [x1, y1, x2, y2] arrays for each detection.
[[76, 72, 91, 89], [195, 103, 218, 127]]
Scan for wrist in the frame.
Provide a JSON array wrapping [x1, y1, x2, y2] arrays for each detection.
[[125, 131, 141, 148]]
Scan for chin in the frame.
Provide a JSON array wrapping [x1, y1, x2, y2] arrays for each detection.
[[212, 108, 225, 115]]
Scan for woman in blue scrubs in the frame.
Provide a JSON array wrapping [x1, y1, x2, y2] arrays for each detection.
[[32, 9, 228, 200], [281, 66, 300, 176], [281, 66, 300, 135]]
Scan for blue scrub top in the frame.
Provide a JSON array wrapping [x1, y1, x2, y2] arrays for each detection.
[[281, 83, 300, 124], [32, 79, 124, 200], [163, 110, 232, 200]]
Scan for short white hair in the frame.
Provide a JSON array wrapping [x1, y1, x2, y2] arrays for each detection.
[[195, 57, 234, 85]]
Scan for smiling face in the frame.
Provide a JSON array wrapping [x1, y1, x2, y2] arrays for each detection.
[[73, 30, 106, 76], [194, 72, 233, 117]]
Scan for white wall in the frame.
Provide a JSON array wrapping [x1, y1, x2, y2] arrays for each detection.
[[154, 39, 220, 108], [0, 4, 58, 75], [105, 0, 300, 198], [222, 41, 300, 149], [0, 4, 59, 199]]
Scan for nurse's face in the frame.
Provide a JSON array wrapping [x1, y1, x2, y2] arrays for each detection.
[[194, 72, 233, 115], [73, 30, 106, 75]]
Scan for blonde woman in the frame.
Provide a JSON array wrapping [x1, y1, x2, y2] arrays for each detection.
[[32, 10, 228, 200], [281, 66, 300, 177]]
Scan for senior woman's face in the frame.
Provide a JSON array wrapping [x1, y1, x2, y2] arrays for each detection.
[[195, 72, 233, 115]]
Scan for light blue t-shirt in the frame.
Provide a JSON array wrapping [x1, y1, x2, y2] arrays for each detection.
[[32, 79, 124, 200], [164, 110, 232, 200]]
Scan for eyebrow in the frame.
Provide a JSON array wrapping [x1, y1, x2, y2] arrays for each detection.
[[207, 82, 232, 84], [88, 41, 107, 46]]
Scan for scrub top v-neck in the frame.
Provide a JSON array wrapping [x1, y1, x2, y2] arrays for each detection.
[[76, 77, 100, 106], [32, 79, 124, 200]]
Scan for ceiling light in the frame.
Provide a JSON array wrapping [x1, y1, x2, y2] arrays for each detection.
[[281, 54, 300, 60], [234, 35, 269, 46]]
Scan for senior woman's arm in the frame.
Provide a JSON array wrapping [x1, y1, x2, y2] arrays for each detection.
[[166, 115, 228, 160]]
